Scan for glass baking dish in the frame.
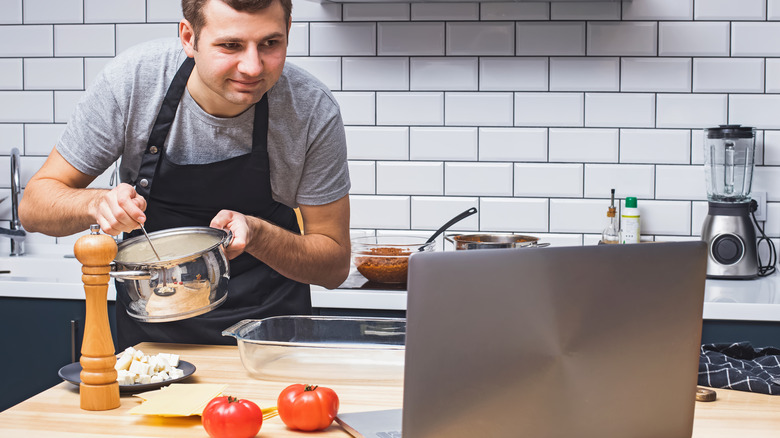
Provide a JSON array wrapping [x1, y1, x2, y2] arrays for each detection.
[[222, 316, 406, 384]]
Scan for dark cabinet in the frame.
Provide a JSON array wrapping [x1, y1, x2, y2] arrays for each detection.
[[0, 297, 117, 412], [701, 320, 780, 348]]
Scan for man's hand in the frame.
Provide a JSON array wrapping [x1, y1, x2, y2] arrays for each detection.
[[20, 147, 147, 237], [210, 210, 252, 259], [207, 197, 350, 288], [90, 183, 148, 235]]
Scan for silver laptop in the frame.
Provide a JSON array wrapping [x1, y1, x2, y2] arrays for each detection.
[[402, 241, 708, 438]]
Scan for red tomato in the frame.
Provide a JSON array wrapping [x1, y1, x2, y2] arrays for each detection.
[[277, 384, 340, 431], [202, 395, 263, 438]]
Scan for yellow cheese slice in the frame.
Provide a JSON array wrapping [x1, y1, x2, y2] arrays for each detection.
[[128, 383, 228, 416]]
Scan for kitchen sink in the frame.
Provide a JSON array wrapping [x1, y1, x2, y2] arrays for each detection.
[[0, 255, 82, 282], [0, 255, 116, 300]]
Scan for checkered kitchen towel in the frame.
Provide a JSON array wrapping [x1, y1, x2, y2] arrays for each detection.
[[699, 342, 780, 395]]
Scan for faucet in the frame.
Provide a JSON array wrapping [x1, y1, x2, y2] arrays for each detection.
[[0, 148, 26, 256]]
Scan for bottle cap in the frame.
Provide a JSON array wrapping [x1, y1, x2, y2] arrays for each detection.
[[625, 197, 638, 208]]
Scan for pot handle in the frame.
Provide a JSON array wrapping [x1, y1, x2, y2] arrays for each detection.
[[110, 270, 152, 280], [221, 319, 252, 339], [221, 230, 234, 249]]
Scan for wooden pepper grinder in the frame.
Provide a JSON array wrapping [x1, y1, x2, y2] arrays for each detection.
[[74, 224, 120, 411]]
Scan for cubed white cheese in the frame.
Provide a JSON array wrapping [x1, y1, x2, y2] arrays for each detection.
[[115, 352, 133, 371], [116, 369, 136, 385], [113, 348, 184, 385], [158, 353, 180, 367], [147, 356, 161, 373], [128, 360, 151, 376]]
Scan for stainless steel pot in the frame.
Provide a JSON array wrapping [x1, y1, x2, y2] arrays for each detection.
[[110, 226, 232, 323], [445, 233, 550, 250]]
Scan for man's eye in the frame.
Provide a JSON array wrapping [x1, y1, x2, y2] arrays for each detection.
[[265, 40, 279, 47], [220, 43, 240, 50]]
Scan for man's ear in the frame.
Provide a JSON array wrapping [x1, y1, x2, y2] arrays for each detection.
[[180, 19, 196, 57]]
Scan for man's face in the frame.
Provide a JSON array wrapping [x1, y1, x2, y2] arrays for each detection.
[[181, 0, 290, 117]]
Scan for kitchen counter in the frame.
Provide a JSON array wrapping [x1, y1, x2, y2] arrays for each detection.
[[0, 342, 778, 437], [312, 270, 780, 322], [2, 254, 780, 321]]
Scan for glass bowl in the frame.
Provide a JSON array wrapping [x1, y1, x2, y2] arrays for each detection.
[[351, 235, 435, 284]]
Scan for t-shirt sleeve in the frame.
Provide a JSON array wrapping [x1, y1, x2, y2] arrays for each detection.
[[295, 95, 351, 206]]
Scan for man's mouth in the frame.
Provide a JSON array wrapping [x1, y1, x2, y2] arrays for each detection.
[[231, 78, 262, 88]]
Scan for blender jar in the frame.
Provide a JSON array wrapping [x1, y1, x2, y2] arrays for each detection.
[[704, 125, 756, 203]]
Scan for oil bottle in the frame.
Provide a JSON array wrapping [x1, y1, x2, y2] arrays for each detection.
[[601, 189, 620, 244]]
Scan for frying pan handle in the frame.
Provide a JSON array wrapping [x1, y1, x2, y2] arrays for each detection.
[[427, 207, 478, 244]]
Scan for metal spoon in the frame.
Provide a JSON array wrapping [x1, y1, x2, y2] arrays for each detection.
[[423, 207, 478, 247], [138, 223, 161, 261]]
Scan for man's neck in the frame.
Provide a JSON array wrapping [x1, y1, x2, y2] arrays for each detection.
[[186, 67, 251, 118]]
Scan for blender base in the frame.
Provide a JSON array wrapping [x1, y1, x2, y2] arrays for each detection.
[[702, 202, 758, 279]]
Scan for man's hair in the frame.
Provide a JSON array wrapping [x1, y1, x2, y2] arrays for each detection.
[[182, 0, 293, 46]]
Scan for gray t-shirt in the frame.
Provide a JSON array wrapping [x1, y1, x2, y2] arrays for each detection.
[[58, 38, 350, 208]]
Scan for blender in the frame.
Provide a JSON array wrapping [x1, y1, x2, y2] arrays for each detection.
[[701, 125, 758, 279]]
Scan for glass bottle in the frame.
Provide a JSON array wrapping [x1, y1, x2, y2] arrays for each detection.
[[601, 189, 620, 244]]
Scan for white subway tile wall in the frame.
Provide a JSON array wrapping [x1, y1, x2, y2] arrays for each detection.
[[478, 127, 547, 161], [54, 25, 115, 57], [0, 58, 22, 89], [694, 0, 766, 21], [549, 128, 619, 163], [344, 3, 409, 21], [481, 3, 549, 21], [620, 58, 691, 92], [24, 0, 83, 24], [410, 127, 477, 161], [658, 22, 730, 57], [2, 0, 780, 248], [411, 3, 478, 21]]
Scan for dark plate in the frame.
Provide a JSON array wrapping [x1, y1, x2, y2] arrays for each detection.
[[58, 360, 196, 393]]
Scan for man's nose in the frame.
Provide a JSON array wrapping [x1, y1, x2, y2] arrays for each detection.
[[237, 49, 262, 76]]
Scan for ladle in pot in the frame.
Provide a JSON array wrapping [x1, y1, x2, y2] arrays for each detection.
[[136, 222, 176, 296], [423, 207, 478, 248], [138, 222, 161, 261]]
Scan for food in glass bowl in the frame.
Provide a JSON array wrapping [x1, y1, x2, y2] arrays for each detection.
[[352, 236, 435, 284]]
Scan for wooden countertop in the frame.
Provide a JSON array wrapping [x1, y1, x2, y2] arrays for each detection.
[[0, 342, 778, 437]]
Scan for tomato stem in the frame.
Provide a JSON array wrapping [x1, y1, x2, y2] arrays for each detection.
[[304, 384, 319, 392], [227, 396, 239, 403]]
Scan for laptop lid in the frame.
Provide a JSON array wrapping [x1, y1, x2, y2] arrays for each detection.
[[403, 242, 707, 438]]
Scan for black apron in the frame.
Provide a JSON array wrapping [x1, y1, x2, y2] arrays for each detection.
[[116, 57, 311, 350]]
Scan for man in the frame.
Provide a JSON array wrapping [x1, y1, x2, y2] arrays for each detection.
[[19, 0, 351, 349]]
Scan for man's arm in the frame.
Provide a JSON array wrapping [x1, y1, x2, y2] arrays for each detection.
[[210, 195, 351, 289], [19, 147, 146, 236]]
